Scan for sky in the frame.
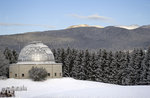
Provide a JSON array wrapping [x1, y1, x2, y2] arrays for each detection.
[[0, 0, 150, 35]]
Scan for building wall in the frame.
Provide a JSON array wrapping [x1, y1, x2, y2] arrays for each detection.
[[9, 63, 62, 79]]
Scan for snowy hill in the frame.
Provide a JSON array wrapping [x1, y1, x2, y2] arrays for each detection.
[[0, 78, 150, 98]]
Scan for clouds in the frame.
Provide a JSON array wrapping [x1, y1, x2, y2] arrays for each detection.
[[70, 14, 114, 23], [0, 23, 55, 28]]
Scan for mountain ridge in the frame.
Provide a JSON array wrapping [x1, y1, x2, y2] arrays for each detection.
[[0, 25, 150, 52]]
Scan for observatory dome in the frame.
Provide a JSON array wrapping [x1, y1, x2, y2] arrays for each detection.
[[18, 41, 55, 64]]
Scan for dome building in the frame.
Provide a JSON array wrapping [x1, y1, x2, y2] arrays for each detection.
[[9, 41, 62, 79]]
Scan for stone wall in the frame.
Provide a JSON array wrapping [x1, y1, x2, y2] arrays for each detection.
[[9, 63, 62, 79]]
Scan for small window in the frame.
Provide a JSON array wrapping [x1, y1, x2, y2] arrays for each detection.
[[22, 74, 24, 77], [55, 73, 57, 76], [15, 74, 17, 77], [48, 73, 50, 76], [60, 73, 61, 76]]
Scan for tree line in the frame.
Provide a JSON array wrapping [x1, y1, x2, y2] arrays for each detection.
[[1, 47, 150, 85], [52, 48, 150, 85]]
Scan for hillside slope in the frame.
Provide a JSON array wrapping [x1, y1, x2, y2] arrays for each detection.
[[0, 26, 150, 51]]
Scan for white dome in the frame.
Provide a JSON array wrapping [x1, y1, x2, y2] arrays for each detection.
[[18, 41, 55, 64]]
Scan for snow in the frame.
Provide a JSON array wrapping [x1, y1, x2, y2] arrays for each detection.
[[115, 25, 139, 30], [1, 78, 150, 98], [67, 24, 104, 29]]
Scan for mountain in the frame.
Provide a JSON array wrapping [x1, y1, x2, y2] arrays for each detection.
[[115, 25, 139, 30], [67, 24, 104, 29], [140, 25, 150, 29], [0, 25, 150, 52]]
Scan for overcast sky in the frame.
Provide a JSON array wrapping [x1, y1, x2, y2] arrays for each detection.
[[0, 0, 150, 35]]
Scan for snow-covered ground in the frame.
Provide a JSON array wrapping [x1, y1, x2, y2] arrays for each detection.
[[0, 78, 150, 98]]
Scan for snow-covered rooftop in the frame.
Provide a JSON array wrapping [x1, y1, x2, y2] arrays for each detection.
[[18, 41, 55, 64]]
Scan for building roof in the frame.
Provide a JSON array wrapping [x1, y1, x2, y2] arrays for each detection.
[[18, 41, 55, 64]]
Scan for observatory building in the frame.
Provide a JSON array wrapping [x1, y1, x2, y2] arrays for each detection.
[[9, 41, 62, 79]]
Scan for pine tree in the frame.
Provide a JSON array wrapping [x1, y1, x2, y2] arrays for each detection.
[[0, 50, 9, 77], [83, 49, 91, 80], [95, 49, 103, 82], [100, 49, 108, 83], [64, 48, 76, 77], [55, 48, 62, 63], [117, 51, 128, 85], [106, 51, 117, 84], [121, 51, 131, 85], [72, 50, 85, 80], [141, 47, 150, 84], [127, 49, 139, 84], [126, 49, 145, 85], [12, 50, 18, 63], [3, 47, 14, 64], [68, 48, 78, 77], [88, 52, 97, 81], [105, 51, 115, 83], [135, 49, 145, 84], [59, 48, 66, 76]]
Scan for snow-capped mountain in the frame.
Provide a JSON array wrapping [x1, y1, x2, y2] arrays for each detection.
[[67, 24, 104, 29], [67, 24, 140, 30], [115, 25, 139, 30], [0, 24, 150, 51]]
